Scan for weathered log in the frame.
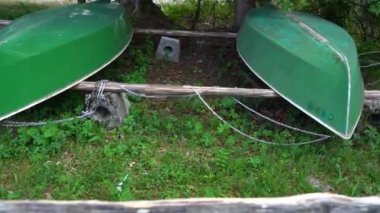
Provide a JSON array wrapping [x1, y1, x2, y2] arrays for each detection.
[[73, 81, 380, 100], [0, 19, 235, 38], [1, 193, 380, 213], [73, 81, 277, 98], [134, 28, 237, 38]]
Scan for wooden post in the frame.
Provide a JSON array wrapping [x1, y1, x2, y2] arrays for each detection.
[[134, 28, 237, 38], [72, 81, 277, 98], [72, 81, 380, 100]]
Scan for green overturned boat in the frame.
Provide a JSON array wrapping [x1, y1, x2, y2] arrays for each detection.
[[237, 8, 364, 139], [0, 0, 133, 121]]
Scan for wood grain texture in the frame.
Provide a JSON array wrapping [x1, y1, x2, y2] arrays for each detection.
[[134, 28, 237, 38], [1, 193, 380, 213], [0, 20, 236, 38], [72, 81, 380, 100]]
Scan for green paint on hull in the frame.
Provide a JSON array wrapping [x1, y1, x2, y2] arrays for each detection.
[[0, 1, 133, 121], [237, 8, 364, 139]]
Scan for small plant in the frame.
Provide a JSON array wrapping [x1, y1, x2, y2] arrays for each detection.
[[122, 38, 154, 83]]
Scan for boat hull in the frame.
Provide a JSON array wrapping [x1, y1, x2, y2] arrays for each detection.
[[0, 1, 133, 121], [237, 8, 364, 139]]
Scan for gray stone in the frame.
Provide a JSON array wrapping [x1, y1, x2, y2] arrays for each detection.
[[155, 36, 180, 62], [86, 92, 130, 129]]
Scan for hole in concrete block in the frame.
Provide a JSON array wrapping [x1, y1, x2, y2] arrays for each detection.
[[163, 45, 174, 55], [94, 106, 112, 120]]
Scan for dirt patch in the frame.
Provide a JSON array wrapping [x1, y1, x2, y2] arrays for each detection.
[[146, 37, 238, 86], [130, 10, 311, 127], [131, 5, 247, 87]]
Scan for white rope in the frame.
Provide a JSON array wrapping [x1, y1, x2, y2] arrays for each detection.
[[359, 51, 380, 68], [234, 98, 330, 138], [359, 51, 380, 56], [194, 91, 330, 146], [361, 62, 380, 68]]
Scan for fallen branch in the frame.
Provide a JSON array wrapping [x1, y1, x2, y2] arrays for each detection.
[[73, 81, 380, 100], [1, 193, 380, 213]]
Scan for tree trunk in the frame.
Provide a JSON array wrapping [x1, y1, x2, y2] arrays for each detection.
[[233, 0, 255, 31], [133, 0, 163, 16], [191, 0, 202, 30]]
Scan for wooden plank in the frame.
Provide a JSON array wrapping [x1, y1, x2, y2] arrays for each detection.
[[73, 81, 380, 100], [1, 193, 380, 213], [73, 81, 277, 98], [0, 20, 237, 38], [132, 28, 237, 38]]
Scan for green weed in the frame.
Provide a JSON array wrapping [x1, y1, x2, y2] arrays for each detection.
[[160, 0, 234, 29]]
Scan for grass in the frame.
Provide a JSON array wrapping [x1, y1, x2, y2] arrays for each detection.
[[1, 2, 380, 201], [1, 38, 380, 200], [2, 98, 380, 200]]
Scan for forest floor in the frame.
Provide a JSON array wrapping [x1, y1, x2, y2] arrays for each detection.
[[0, 2, 380, 200]]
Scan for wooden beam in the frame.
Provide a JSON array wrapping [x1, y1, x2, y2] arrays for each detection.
[[73, 81, 277, 98], [134, 28, 237, 38], [0, 19, 235, 38], [1, 193, 380, 213], [72, 81, 380, 100]]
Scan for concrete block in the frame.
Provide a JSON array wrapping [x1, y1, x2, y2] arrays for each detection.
[[155, 36, 180, 62]]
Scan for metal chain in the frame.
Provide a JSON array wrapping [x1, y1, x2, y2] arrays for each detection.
[[0, 113, 92, 128], [85, 80, 109, 114], [0, 80, 109, 128]]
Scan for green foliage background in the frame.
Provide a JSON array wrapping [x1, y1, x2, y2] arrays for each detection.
[[272, 0, 380, 41]]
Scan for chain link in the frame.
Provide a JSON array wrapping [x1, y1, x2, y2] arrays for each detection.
[[0, 80, 109, 128]]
